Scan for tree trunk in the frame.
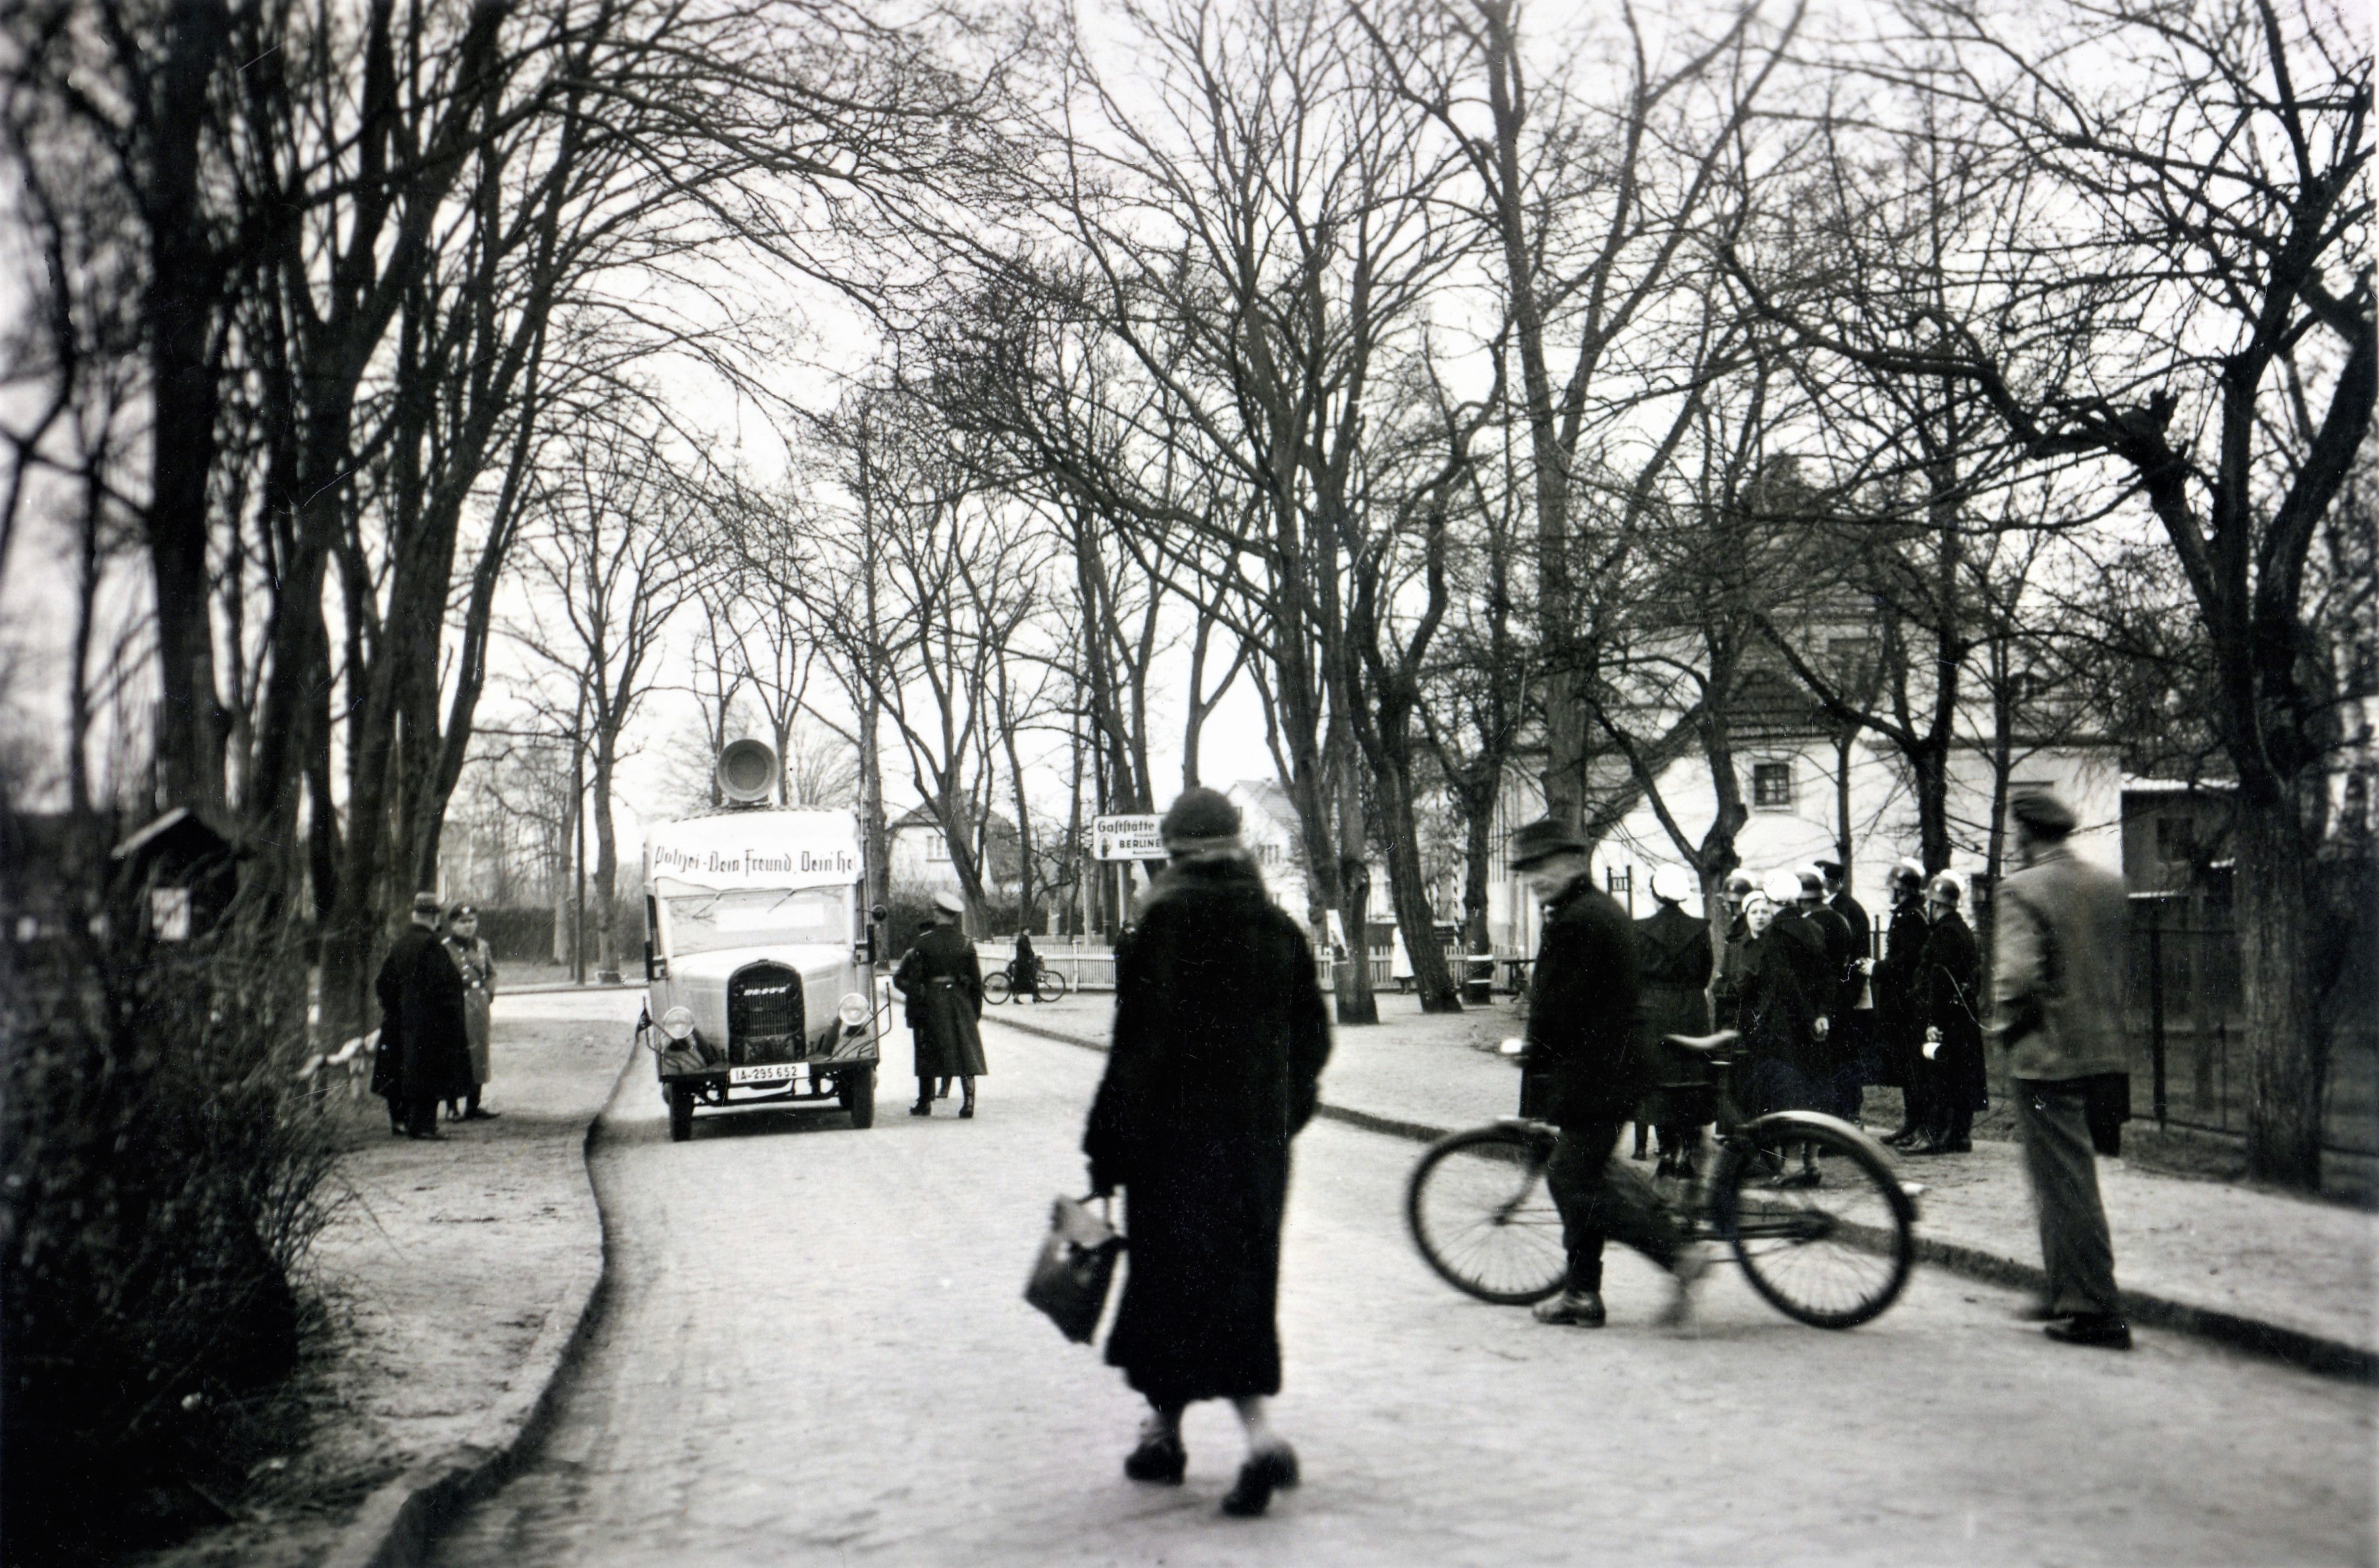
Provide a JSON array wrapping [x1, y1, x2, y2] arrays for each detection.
[[1330, 719, 1377, 1025], [592, 731, 621, 981], [1377, 753, 1461, 1012], [2235, 798, 2325, 1188]]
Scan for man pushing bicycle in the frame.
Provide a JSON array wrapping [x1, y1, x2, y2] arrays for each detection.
[[1508, 820, 1706, 1328]]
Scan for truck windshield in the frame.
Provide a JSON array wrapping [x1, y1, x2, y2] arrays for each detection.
[[664, 888, 847, 956]]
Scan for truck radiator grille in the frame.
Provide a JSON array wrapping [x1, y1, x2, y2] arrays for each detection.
[[727, 964, 804, 1064]]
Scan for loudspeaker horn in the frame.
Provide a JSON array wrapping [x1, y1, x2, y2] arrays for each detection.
[[716, 738, 778, 805]]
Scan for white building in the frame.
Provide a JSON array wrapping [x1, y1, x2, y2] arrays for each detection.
[[1478, 735, 2124, 960]]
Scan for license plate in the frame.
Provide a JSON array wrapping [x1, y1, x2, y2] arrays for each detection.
[[729, 1063, 802, 1086]]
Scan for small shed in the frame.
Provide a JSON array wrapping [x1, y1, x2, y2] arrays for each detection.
[[111, 808, 237, 943]]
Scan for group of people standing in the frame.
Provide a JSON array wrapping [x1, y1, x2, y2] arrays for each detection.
[[1566, 792, 2131, 1351], [370, 892, 498, 1139], [1674, 853, 1985, 1170]]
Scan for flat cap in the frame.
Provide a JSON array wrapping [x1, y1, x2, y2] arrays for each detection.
[[1507, 818, 1586, 868], [2010, 791, 2077, 840]]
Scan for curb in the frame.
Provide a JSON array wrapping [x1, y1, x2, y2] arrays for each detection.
[[990, 1011, 2379, 1383], [319, 1045, 638, 1568]]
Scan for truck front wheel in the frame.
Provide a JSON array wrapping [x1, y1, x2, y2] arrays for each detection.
[[839, 1065, 876, 1130], [667, 1082, 695, 1143]]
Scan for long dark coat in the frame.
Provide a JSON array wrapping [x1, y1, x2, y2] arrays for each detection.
[[893, 924, 987, 1078], [1634, 902, 1713, 1127], [1520, 877, 1644, 1128], [371, 926, 475, 1105], [1735, 926, 1828, 1115], [1872, 897, 1929, 1087], [446, 934, 496, 1085], [1710, 912, 1752, 1024], [1084, 856, 1330, 1406], [1919, 910, 1987, 1114]]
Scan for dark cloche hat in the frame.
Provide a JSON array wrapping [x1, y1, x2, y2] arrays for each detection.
[[1160, 787, 1242, 852], [1507, 818, 1586, 868], [2010, 791, 2078, 841]]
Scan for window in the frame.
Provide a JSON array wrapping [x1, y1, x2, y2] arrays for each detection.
[[1752, 761, 1794, 809], [926, 833, 951, 862], [1254, 842, 1282, 866], [2155, 817, 2197, 865]]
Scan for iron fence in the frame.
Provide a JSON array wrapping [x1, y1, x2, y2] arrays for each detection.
[[2122, 901, 2378, 1157]]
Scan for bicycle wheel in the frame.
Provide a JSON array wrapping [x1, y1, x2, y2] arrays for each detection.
[[1717, 1119, 1916, 1329], [1406, 1124, 1567, 1305], [982, 970, 1011, 1004], [1035, 970, 1068, 1003]]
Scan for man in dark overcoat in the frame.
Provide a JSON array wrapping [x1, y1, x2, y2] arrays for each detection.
[[1912, 874, 1985, 1154], [1508, 820, 1695, 1331], [1633, 866, 1713, 1179], [1994, 791, 2133, 1350], [893, 890, 986, 1117], [1708, 870, 1754, 1026], [1818, 858, 1875, 1118], [372, 891, 475, 1141], [1084, 787, 1330, 1517], [1793, 867, 1859, 1119], [1876, 858, 1931, 1145]]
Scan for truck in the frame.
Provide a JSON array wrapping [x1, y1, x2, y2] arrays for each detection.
[[637, 740, 884, 1141]]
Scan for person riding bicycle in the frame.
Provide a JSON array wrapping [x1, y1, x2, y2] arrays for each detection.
[[1507, 819, 1703, 1329], [1011, 929, 1043, 999]]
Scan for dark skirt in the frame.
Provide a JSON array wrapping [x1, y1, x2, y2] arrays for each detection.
[[1107, 1135, 1288, 1405]]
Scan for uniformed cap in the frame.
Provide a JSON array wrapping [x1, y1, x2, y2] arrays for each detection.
[[411, 891, 444, 918], [1890, 856, 1925, 886], [1507, 818, 1586, 868], [1794, 866, 1825, 896], [448, 902, 478, 922], [1761, 869, 1806, 904], [931, 889, 966, 916], [1723, 870, 1755, 893], [1814, 857, 1844, 877], [1925, 873, 1963, 905], [2010, 791, 2077, 841]]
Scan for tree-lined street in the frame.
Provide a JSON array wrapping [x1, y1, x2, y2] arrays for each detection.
[[431, 1017, 2372, 1567]]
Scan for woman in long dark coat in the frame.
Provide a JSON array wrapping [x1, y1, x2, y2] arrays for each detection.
[[1083, 787, 1331, 1519], [1914, 873, 1985, 1154], [893, 891, 986, 1117], [1875, 859, 1931, 1145]]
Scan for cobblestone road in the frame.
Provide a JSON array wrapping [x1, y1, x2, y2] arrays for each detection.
[[432, 1018, 2373, 1567]]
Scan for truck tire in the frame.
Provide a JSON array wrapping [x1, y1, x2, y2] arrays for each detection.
[[668, 1082, 695, 1143], [840, 1065, 876, 1130]]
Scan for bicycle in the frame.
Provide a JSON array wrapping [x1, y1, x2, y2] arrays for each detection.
[[1405, 1030, 1920, 1329], [981, 960, 1068, 1005]]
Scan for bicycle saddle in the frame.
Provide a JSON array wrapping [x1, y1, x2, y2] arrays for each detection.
[[1660, 1030, 1740, 1053]]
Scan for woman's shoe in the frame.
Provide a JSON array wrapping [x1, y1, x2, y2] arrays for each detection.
[[1123, 1432, 1186, 1484], [1220, 1444, 1299, 1517]]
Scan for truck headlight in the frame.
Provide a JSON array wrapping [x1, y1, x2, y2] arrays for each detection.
[[660, 1006, 696, 1042], [837, 992, 870, 1029]]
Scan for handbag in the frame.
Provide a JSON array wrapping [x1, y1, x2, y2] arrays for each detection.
[[1024, 1193, 1124, 1344]]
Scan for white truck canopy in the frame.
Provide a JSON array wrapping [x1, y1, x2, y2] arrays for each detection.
[[642, 809, 862, 893]]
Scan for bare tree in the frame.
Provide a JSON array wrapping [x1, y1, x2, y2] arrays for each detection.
[[511, 422, 696, 981], [1730, 0, 2372, 1186]]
